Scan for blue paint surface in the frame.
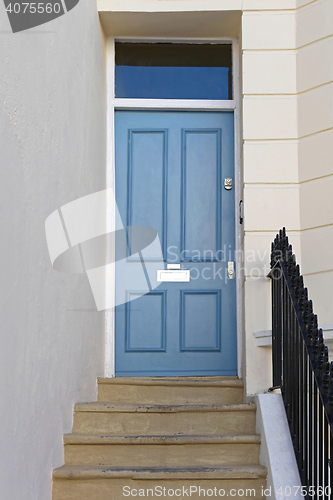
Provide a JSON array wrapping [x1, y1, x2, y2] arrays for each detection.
[[115, 111, 237, 376], [116, 66, 230, 100]]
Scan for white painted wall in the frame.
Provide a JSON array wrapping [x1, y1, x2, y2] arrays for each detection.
[[0, 2, 106, 499]]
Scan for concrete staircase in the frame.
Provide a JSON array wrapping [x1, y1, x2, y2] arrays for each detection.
[[52, 377, 267, 499]]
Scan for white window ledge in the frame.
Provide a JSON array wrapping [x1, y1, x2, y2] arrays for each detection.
[[254, 324, 333, 348]]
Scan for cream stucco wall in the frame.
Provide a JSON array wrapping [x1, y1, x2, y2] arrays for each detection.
[[242, 4, 300, 394], [0, 2, 106, 499], [243, 0, 333, 394], [297, 0, 333, 327]]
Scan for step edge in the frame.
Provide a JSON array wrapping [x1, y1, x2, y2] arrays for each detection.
[[97, 377, 243, 388], [74, 403, 256, 413], [53, 464, 267, 480], [63, 434, 261, 445]]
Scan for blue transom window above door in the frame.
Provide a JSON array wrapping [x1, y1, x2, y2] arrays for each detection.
[[115, 42, 232, 100]]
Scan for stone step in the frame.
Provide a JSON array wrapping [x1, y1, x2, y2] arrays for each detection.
[[98, 376, 244, 405], [64, 433, 261, 467], [72, 402, 256, 436], [53, 464, 267, 500]]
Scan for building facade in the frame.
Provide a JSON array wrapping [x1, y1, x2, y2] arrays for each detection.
[[0, 0, 332, 498]]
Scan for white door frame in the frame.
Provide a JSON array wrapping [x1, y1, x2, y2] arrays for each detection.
[[105, 36, 242, 378]]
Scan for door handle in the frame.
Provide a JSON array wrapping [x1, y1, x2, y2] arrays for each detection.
[[228, 261, 234, 279]]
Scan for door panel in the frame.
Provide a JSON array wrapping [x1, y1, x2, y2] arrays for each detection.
[[126, 291, 166, 352], [115, 111, 236, 376], [128, 129, 167, 257], [180, 290, 221, 352], [182, 129, 221, 259]]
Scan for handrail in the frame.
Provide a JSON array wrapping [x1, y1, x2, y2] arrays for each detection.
[[269, 228, 333, 498]]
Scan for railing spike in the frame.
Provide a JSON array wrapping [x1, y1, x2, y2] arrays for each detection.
[[311, 337, 319, 364], [315, 343, 326, 380], [305, 320, 314, 347], [313, 314, 318, 330], [327, 390, 333, 417], [324, 345, 329, 364], [308, 299, 313, 316], [327, 368, 333, 415], [322, 359, 331, 404]]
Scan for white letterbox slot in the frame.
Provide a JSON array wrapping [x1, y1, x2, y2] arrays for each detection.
[[157, 270, 190, 282]]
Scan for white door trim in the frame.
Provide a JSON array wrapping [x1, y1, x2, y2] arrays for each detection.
[[105, 36, 242, 379]]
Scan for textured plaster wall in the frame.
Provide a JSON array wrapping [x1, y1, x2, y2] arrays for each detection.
[[0, 1, 106, 499]]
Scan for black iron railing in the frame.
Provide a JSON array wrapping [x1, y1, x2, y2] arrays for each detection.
[[269, 228, 333, 499]]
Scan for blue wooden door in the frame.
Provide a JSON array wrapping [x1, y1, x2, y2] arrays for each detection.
[[115, 111, 236, 376]]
